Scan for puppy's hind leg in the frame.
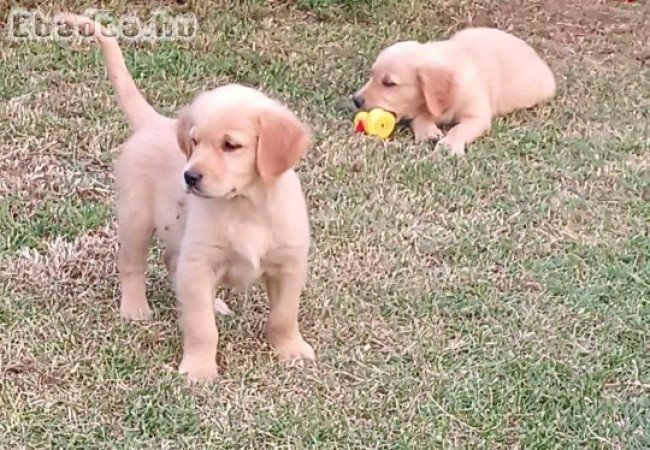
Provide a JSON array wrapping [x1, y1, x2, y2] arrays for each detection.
[[163, 247, 178, 280], [117, 198, 154, 321]]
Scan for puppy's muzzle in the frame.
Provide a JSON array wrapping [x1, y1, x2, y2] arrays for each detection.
[[184, 170, 203, 188]]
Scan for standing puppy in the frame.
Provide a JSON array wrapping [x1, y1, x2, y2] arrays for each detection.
[[353, 28, 556, 155], [60, 14, 314, 382]]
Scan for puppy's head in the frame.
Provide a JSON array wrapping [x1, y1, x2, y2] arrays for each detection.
[[353, 41, 455, 120], [177, 84, 311, 199]]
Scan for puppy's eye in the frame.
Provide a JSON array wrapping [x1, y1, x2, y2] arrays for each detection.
[[223, 140, 242, 152], [382, 79, 397, 87]]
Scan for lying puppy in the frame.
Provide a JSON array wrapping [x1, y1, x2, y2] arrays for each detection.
[[353, 27, 556, 155], [61, 14, 314, 382]]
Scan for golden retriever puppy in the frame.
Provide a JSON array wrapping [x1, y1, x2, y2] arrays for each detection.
[[60, 14, 314, 382], [353, 27, 556, 155]]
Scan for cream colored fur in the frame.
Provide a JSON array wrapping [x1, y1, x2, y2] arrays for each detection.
[[61, 14, 314, 382], [354, 27, 556, 155]]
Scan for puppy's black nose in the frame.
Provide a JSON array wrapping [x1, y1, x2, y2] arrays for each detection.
[[352, 95, 364, 109], [184, 170, 203, 188]]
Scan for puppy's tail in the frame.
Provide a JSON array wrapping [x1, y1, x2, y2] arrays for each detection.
[[58, 13, 158, 129]]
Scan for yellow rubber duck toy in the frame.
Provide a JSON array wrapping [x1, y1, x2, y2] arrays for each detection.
[[354, 108, 396, 140]]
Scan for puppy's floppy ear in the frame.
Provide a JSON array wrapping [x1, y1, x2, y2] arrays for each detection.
[[256, 106, 311, 184], [417, 65, 455, 118], [176, 107, 194, 158]]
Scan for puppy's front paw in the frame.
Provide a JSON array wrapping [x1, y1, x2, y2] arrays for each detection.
[[178, 357, 218, 383], [412, 120, 444, 143], [435, 137, 465, 156], [274, 336, 315, 362], [119, 297, 153, 322]]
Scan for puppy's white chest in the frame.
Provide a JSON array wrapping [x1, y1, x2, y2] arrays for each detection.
[[218, 221, 270, 288]]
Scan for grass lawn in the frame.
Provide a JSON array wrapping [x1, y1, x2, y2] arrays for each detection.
[[1, 0, 648, 447]]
